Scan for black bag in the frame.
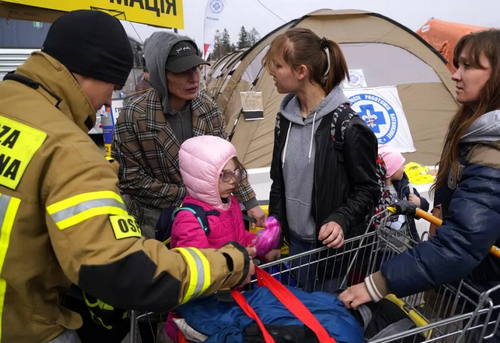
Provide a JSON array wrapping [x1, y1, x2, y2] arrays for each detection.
[[332, 289, 425, 342], [244, 324, 319, 343], [357, 299, 425, 342]]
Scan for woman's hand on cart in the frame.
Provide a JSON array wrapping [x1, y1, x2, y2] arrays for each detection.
[[318, 221, 345, 248], [338, 283, 372, 310]]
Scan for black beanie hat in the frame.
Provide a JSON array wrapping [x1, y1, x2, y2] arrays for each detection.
[[42, 10, 133, 87]]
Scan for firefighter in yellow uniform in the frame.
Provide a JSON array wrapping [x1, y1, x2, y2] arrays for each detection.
[[0, 10, 254, 343]]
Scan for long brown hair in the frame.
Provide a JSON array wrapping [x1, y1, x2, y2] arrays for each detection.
[[433, 29, 500, 191], [262, 27, 349, 93]]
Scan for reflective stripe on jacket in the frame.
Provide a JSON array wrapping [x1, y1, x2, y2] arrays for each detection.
[[0, 52, 250, 343]]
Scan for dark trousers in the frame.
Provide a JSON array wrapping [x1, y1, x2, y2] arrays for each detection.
[[288, 235, 317, 292]]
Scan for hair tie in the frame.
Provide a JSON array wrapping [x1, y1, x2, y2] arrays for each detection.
[[321, 37, 331, 80], [321, 37, 329, 50]]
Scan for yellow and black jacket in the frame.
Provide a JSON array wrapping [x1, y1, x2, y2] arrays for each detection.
[[0, 52, 250, 343]]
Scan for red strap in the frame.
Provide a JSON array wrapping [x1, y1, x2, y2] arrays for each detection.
[[254, 266, 336, 343], [231, 290, 275, 343], [178, 331, 188, 343]]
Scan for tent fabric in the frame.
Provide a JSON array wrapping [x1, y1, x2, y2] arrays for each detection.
[[205, 49, 246, 99], [416, 18, 488, 72], [206, 9, 459, 168]]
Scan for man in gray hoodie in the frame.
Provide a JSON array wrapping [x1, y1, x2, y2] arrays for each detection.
[[113, 32, 265, 238]]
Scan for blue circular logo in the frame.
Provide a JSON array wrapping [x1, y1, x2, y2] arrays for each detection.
[[347, 70, 365, 87], [349, 73, 361, 86], [349, 93, 398, 144], [210, 0, 224, 14]]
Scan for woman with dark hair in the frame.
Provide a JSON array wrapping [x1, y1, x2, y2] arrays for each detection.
[[263, 27, 380, 291], [340, 29, 500, 341]]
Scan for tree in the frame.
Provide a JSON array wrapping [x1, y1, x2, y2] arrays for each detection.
[[211, 29, 222, 60], [248, 27, 260, 46], [237, 26, 250, 49], [220, 28, 232, 54], [211, 28, 233, 60]]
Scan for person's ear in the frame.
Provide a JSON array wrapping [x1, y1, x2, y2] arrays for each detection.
[[296, 64, 309, 80]]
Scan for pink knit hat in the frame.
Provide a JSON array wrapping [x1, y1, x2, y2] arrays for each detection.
[[378, 145, 406, 178]]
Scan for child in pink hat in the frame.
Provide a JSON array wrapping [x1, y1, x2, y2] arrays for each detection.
[[378, 145, 430, 242], [165, 135, 281, 342], [170, 135, 258, 250]]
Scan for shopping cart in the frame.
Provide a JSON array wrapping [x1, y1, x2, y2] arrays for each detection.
[[129, 209, 500, 343], [256, 209, 500, 343], [128, 310, 168, 343]]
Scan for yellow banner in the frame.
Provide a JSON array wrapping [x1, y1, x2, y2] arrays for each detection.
[[0, 0, 184, 29]]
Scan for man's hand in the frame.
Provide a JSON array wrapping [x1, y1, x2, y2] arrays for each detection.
[[318, 221, 344, 248], [264, 249, 281, 262], [247, 205, 266, 229], [338, 283, 373, 310], [408, 194, 421, 207], [241, 257, 256, 287], [246, 246, 256, 258]]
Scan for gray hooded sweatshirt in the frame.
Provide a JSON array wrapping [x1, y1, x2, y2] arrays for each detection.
[[144, 31, 195, 143], [280, 86, 349, 241], [461, 110, 500, 144]]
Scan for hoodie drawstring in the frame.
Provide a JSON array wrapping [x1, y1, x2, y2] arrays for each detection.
[[282, 111, 318, 167], [308, 112, 318, 163], [282, 123, 292, 168]]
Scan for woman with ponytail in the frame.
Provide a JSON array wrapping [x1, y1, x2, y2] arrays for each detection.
[[262, 28, 379, 291], [341, 29, 500, 340]]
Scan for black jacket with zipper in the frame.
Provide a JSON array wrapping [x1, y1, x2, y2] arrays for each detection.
[[269, 107, 380, 246]]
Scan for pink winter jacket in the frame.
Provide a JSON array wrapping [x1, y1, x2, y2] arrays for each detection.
[[171, 195, 256, 249], [171, 136, 257, 249]]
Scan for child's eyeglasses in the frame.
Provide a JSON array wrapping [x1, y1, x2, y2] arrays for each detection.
[[220, 169, 242, 182]]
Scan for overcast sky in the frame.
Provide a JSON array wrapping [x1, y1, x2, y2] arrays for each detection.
[[122, 0, 500, 47]]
